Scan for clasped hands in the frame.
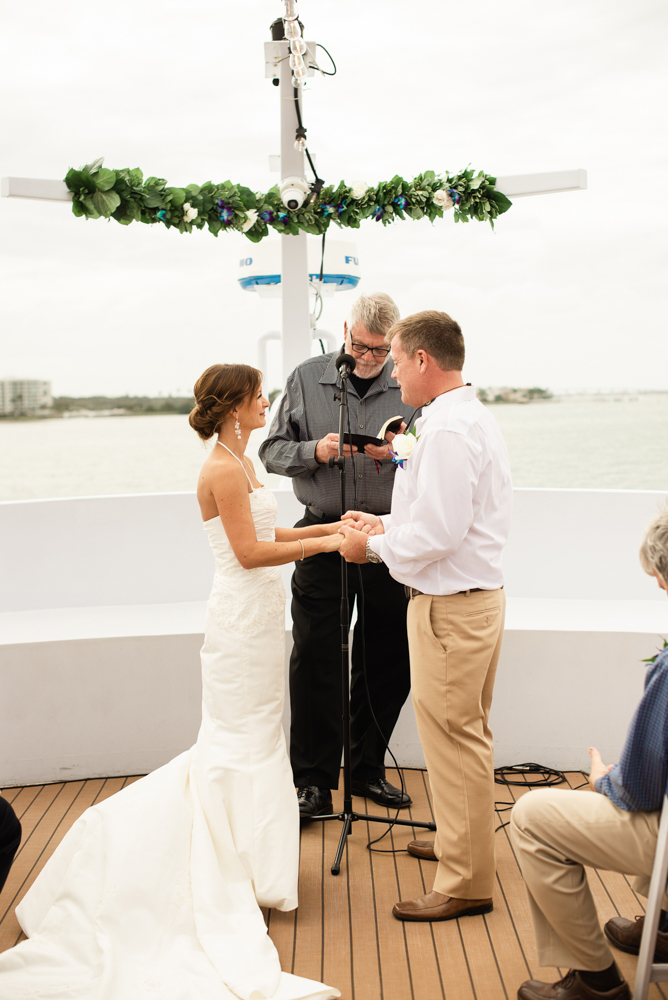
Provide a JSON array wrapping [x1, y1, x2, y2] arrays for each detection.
[[335, 510, 385, 563]]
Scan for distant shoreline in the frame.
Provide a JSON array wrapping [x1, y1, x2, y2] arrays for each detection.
[[1, 389, 667, 422]]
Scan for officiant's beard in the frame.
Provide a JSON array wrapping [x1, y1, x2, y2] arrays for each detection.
[[354, 357, 385, 379]]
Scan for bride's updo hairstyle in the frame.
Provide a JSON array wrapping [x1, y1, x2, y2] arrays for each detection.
[[189, 363, 262, 441]]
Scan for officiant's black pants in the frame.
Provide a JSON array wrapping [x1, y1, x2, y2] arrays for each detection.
[[289, 513, 411, 790], [0, 797, 21, 894]]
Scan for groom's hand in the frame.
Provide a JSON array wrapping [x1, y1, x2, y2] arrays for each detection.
[[338, 524, 370, 563], [342, 510, 383, 534]]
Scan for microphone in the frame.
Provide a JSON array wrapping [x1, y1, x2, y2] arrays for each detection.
[[335, 352, 356, 375]]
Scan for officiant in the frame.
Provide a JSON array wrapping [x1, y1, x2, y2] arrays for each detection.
[[259, 292, 415, 819]]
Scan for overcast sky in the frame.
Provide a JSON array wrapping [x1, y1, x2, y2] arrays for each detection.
[[1, 0, 666, 396]]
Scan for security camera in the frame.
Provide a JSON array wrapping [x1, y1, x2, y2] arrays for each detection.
[[280, 176, 310, 211]]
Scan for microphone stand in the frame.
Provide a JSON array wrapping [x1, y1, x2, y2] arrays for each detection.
[[305, 352, 435, 876]]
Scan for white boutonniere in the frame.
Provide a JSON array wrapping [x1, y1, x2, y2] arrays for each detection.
[[390, 428, 419, 468]]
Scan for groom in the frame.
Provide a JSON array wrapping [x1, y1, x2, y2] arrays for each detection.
[[339, 309, 513, 922]]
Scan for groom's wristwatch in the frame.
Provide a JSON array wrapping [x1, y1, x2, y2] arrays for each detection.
[[365, 539, 383, 564]]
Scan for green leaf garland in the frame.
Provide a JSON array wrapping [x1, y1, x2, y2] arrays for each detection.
[[64, 159, 513, 242]]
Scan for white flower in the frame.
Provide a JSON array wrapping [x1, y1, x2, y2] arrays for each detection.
[[433, 189, 453, 210], [241, 209, 259, 232], [350, 181, 369, 200], [391, 433, 418, 461], [183, 202, 198, 223]]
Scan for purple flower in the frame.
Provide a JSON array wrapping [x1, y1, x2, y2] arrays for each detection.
[[216, 200, 235, 224], [394, 195, 408, 210], [337, 199, 348, 215], [448, 188, 462, 206], [372, 206, 384, 221], [278, 210, 289, 223], [259, 209, 275, 224], [321, 204, 335, 217], [156, 210, 167, 220]]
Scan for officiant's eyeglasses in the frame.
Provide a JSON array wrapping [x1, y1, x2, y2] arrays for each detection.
[[350, 340, 391, 359]]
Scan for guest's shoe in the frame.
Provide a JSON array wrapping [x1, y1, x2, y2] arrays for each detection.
[[392, 890, 492, 922], [604, 913, 668, 960], [407, 839, 437, 861], [517, 969, 630, 1000], [351, 777, 412, 808], [297, 786, 333, 819]]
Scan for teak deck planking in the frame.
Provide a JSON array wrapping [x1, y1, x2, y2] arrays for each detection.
[[1, 769, 665, 999]]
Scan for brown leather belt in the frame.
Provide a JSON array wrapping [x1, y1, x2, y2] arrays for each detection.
[[404, 586, 484, 599]]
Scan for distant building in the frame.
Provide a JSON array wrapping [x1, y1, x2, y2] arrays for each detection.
[[0, 379, 52, 416]]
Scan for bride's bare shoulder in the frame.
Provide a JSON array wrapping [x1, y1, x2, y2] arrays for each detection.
[[197, 449, 247, 499]]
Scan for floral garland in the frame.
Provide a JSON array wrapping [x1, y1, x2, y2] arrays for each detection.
[[64, 158, 512, 243]]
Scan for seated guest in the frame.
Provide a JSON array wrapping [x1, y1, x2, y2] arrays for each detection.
[[510, 506, 668, 1000], [0, 797, 21, 894]]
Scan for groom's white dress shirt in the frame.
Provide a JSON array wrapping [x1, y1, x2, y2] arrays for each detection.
[[367, 384, 513, 594]]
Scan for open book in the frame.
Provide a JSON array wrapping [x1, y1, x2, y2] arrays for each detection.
[[342, 415, 405, 450]]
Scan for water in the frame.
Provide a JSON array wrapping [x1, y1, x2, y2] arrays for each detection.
[[1, 394, 667, 502]]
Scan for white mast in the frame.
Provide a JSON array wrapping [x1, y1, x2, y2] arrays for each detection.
[[277, 39, 312, 386]]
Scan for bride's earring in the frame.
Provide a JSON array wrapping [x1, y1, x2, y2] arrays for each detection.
[[234, 417, 241, 439]]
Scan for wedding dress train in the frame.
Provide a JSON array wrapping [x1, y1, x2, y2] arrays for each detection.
[[0, 486, 338, 1000]]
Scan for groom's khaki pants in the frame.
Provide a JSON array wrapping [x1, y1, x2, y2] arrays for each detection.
[[407, 587, 506, 900], [510, 788, 660, 970]]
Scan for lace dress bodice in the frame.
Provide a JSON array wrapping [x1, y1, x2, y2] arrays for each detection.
[[203, 488, 286, 636]]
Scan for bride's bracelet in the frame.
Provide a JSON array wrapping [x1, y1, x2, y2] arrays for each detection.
[[298, 539, 305, 561]]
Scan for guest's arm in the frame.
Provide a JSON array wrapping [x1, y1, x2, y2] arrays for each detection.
[[595, 651, 668, 811]]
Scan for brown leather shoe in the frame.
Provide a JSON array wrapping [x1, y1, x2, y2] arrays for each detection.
[[406, 839, 437, 861], [517, 970, 630, 999], [604, 913, 668, 960], [392, 890, 492, 922]]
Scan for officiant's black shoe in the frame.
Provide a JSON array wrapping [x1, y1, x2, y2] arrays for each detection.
[[351, 778, 412, 809], [297, 786, 333, 819]]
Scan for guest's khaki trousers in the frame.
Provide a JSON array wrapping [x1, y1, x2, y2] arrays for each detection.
[[510, 788, 660, 970], [407, 587, 506, 900]]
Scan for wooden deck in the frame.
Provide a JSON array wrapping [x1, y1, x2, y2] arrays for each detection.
[[1, 768, 665, 999]]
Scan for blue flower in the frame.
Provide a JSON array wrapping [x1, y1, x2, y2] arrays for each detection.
[[337, 199, 348, 215], [278, 210, 289, 223], [372, 206, 384, 221], [321, 204, 335, 217], [448, 188, 462, 206], [394, 195, 408, 210], [259, 209, 275, 224], [216, 200, 235, 224], [156, 210, 167, 220]]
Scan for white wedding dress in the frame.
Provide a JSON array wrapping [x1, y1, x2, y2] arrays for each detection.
[[0, 470, 339, 1000]]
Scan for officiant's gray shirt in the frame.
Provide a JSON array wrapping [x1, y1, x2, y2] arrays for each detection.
[[259, 351, 415, 517]]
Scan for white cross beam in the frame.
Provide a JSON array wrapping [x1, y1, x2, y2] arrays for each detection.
[[0, 169, 587, 204]]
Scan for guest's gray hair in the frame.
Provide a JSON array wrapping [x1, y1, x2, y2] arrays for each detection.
[[640, 505, 668, 584], [348, 292, 400, 338]]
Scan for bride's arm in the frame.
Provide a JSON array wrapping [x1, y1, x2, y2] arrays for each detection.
[[275, 522, 341, 541], [213, 467, 341, 569]]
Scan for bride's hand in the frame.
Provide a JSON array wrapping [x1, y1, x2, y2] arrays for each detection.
[[320, 533, 343, 552]]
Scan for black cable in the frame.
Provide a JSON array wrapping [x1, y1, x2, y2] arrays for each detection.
[[292, 87, 324, 203], [309, 42, 337, 76], [318, 231, 326, 284], [492, 763, 588, 832]]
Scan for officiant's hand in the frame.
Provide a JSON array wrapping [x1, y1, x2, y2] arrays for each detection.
[[338, 524, 369, 563], [363, 422, 407, 461], [363, 442, 393, 461], [342, 510, 385, 535], [315, 433, 357, 463]]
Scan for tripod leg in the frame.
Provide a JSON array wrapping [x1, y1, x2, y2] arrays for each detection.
[[331, 813, 352, 875]]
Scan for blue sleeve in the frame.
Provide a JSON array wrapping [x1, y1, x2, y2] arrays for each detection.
[[596, 650, 668, 812]]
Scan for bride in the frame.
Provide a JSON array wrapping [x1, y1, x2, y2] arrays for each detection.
[[0, 364, 341, 1000]]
